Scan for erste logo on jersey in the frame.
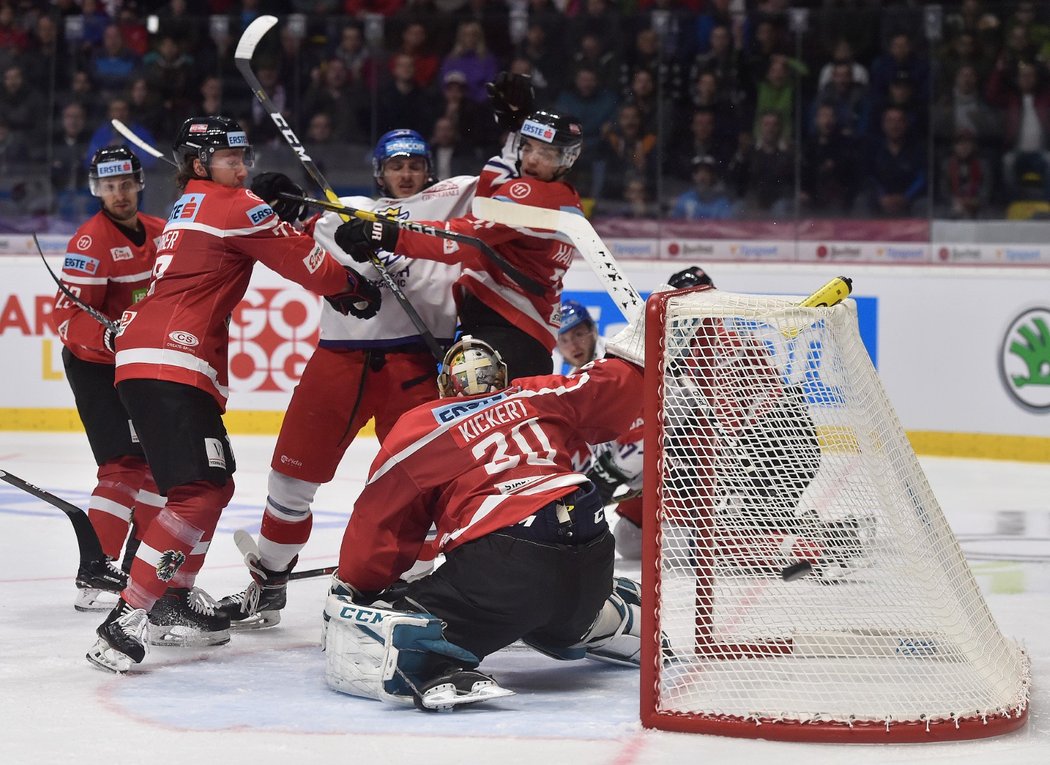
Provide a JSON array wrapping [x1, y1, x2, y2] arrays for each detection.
[[246, 203, 273, 226], [432, 391, 508, 424], [110, 246, 133, 261], [63, 254, 100, 274], [170, 193, 205, 222], [507, 182, 532, 200]]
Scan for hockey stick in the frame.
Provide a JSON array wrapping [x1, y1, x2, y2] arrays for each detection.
[[0, 469, 106, 566], [34, 234, 119, 332], [471, 196, 644, 323], [233, 529, 337, 582], [235, 16, 445, 362], [285, 193, 545, 297], [110, 119, 177, 167]]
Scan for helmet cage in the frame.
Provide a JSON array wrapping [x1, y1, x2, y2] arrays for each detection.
[[88, 147, 145, 197], [437, 336, 508, 397]]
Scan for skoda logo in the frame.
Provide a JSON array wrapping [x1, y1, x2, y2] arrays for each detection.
[[999, 307, 1050, 412]]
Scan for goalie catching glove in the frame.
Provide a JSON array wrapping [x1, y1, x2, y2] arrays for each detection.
[[334, 217, 401, 263], [487, 71, 536, 132], [249, 171, 307, 223], [325, 266, 382, 319]]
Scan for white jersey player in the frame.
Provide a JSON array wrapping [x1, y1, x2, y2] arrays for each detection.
[[218, 130, 477, 628]]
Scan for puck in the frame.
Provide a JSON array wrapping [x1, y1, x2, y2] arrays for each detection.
[[781, 560, 814, 581]]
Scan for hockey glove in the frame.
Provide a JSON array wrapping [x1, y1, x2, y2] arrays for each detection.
[[487, 71, 535, 132], [250, 172, 308, 222], [103, 327, 117, 354], [334, 217, 401, 263], [325, 266, 382, 320]]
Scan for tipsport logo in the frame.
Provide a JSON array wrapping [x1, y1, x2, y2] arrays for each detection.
[[999, 308, 1050, 412]]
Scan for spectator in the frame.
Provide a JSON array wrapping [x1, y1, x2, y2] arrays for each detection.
[[518, 21, 563, 100], [595, 176, 662, 219], [247, 64, 289, 144], [684, 70, 747, 143], [937, 128, 994, 220], [873, 70, 926, 141], [156, 0, 206, 52], [624, 68, 673, 148], [554, 65, 619, 184], [142, 36, 196, 127], [126, 77, 168, 145], [985, 60, 1050, 198], [197, 75, 224, 117], [0, 65, 45, 139], [567, 0, 623, 57], [302, 58, 370, 144], [666, 107, 732, 183], [729, 111, 794, 218], [671, 154, 734, 220], [816, 38, 870, 90], [389, 20, 439, 90], [935, 31, 994, 95], [435, 69, 495, 152], [743, 15, 789, 91], [686, 0, 734, 60], [595, 103, 658, 201], [85, 98, 159, 172], [331, 21, 379, 87], [51, 102, 92, 220], [812, 61, 869, 138], [752, 54, 806, 142], [689, 22, 750, 109], [570, 32, 621, 93], [116, 5, 149, 58], [0, 118, 31, 181], [60, 70, 103, 124], [430, 115, 480, 180], [0, 3, 29, 70], [869, 31, 930, 106], [20, 14, 71, 91], [439, 20, 499, 103], [620, 27, 682, 104], [376, 53, 437, 136], [90, 24, 140, 100], [931, 63, 1001, 148], [78, 0, 111, 51], [800, 103, 860, 216], [866, 105, 927, 218]]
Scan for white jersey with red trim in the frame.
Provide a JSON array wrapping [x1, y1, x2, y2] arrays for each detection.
[[392, 138, 582, 351], [311, 175, 477, 348], [114, 179, 350, 410], [52, 210, 166, 364], [339, 357, 643, 592]]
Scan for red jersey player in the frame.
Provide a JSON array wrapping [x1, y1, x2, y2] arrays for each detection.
[[85, 116, 382, 673], [52, 146, 166, 613], [322, 331, 648, 711], [217, 130, 476, 629], [335, 75, 584, 378]]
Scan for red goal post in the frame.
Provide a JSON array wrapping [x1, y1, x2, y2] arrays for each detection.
[[639, 285, 1030, 743]]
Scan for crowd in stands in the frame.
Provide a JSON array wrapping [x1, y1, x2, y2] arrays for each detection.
[[2, 0, 1050, 227]]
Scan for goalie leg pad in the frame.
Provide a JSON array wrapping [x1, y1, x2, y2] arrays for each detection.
[[574, 586, 642, 666], [323, 594, 481, 706]]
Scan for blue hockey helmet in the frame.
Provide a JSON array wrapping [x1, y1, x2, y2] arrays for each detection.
[[372, 129, 433, 191], [559, 299, 595, 335]]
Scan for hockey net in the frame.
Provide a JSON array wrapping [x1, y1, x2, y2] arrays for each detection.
[[640, 286, 1030, 742]]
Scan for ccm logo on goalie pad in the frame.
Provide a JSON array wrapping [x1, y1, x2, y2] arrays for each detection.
[[335, 604, 387, 624]]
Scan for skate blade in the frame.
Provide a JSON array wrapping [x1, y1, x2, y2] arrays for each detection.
[[147, 625, 231, 648], [85, 639, 138, 674], [74, 589, 120, 612], [419, 681, 515, 711], [229, 610, 281, 631]]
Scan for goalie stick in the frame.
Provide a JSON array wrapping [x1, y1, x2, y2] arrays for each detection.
[[471, 196, 645, 323], [34, 234, 118, 333], [110, 119, 177, 167], [235, 15, 446, 362], [0, 469, 105, 566], [284, 193, 545, 297]]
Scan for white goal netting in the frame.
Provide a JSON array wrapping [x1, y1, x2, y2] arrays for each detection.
[[643, 288, 1029, 741]]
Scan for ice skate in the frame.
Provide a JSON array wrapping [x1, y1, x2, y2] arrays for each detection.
[[86, 599, 148, 673], [413, 669, 514, 712], [216, 560, 292, 630], [148, 586, 231, 647], [74, 557, 128, 612]]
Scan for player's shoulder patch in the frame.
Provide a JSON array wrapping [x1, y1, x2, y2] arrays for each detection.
[[63, 253, 101, 274], [245, 202, 275, 226], [169, 193, 205, 222]]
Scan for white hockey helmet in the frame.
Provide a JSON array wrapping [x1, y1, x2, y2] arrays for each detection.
[[438, 336, 508, 397]]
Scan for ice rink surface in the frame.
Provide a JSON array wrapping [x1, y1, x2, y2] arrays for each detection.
[[1, 432, 1047, 765]]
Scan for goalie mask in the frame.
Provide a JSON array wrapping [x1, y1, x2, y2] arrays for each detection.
[[89, 146, 144, 197], [172, 115, 255, 174], [438, 336, 508, 398]]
